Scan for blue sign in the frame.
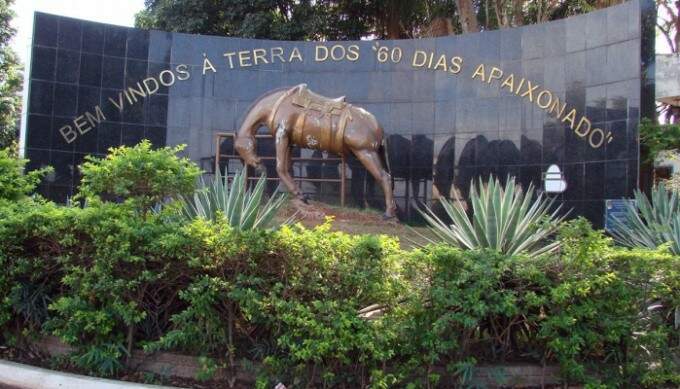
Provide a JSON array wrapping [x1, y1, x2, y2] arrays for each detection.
[[604, 199, 636, 233]]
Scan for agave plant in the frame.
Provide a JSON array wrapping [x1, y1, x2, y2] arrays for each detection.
[[415, 176, 566, 256], [610, 183, 680, 255], [178, 169, 290, 230]]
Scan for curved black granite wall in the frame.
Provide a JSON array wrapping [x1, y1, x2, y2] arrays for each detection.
[[22, 0, 655, 225]]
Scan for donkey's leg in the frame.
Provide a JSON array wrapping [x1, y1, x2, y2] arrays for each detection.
[[235, 134, 264, 172], [352, 148, 397, 219], [275, 126, 304, 200]]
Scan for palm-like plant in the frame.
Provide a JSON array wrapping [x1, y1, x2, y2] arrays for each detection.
[[415, 176, 565, 257], [178, 169, 289, 230], [610, 183, 680, 255]]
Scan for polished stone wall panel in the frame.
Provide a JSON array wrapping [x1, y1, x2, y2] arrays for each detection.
[[23, 1, 654, 226]]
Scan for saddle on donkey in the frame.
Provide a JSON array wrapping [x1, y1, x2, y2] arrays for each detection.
[[268, 84, 353, 155]]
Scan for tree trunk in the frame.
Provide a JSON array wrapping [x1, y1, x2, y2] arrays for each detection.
[[386, 2, 402, 39], [674, 0, 680, 53], [456, 0, 480, 33], [512, 0, 524, 26]]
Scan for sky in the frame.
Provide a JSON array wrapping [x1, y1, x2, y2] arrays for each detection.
[[10, 0, 146, 63], [8, 0, 676, 64]]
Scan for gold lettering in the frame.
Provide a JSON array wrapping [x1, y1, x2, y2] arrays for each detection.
[[346, 45, 359, 61], [488, 67, 503, 84], [124, 90, 135, 104], [223, 52, 236, 69], [253, 48, 268, 65], [471, 64, 486, 81], [500, 74, 515, 93], [449, 56, 462, 74], [238, 50, 252, 67], [74, 115, 91, 135], [433, 54, 448, 71], [536, 90, 553, 109], [85, 105, 106, 128], [202, 55, 217, 74], [561, 108, 577, 130], [330, 44, 346, 61], [159, 69, 176, 86], [127, 82, 147, 102], [142, 77, 159, 95], [289, 47, 303, 62], [270, 47, 285, 63], [175, 64, 190, 80], [315, 45, 329, 61], [549, 96, 566, 119], [108, 93, 124, 111], [59, 125, 77, 143], [514, 78, 525, 95], [575, 116, 592, 137], [520, 81, 539, 102], [412, 50, 427, 67], [589, 128, 605, 148]]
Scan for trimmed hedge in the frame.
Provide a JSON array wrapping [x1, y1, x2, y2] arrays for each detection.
[[0, 199, 678, 387]]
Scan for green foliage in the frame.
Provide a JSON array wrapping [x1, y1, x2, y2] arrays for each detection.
[[146, 220, 403, 386], [78, 140, 201, 211], [135, 0, 324, 40], [394, 219, 679, 386], [135, 0, 614, 42], [544, 219, 680, 385], [0, 199, 73, 335], [416, 176, 565, 256], [0, 0, 22, 148], [394, 245, 551, 386], [640, 118, 680, 164], [0, 180, 677, 386], [178, 169, 288, 230], [0, 146, 52, 201], [610, 183, 680, 255], [72, 342, 128, 376]]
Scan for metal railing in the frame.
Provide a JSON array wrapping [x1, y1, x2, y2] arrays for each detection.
[[214, 132, 347, 206]]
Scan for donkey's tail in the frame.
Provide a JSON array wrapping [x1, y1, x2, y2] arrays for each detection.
[[379, 136, 392, 176]]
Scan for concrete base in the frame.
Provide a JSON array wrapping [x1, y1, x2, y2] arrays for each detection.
[[0, 360, 183, 389]]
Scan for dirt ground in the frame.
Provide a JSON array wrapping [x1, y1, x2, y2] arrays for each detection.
[[276, 200, 433, 249]]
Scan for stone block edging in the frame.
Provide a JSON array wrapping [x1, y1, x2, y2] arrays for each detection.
[[8, 336, 562, 387]]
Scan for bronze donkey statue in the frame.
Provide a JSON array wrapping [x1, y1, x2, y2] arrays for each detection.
[[235, 84, 397, 219]]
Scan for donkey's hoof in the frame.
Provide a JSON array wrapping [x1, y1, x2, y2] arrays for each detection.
[[292, 198, 324, 219], [382, 213, 398, 222]]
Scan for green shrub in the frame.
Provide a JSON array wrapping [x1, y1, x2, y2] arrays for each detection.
[[544, 219, 679, 386], [639, 117, 680, 164], [0, 146, 52, 201], [43, 202, 195, 376], [146, 220, 403, 386], [394, 245, 551, 386], [0, 194, 677, 386], [78, 140, 200, 211], [0, 198, 79, 339], [415, 176, 565, 257], [392, 219, 679, 387], [0, 198, 197, 375]]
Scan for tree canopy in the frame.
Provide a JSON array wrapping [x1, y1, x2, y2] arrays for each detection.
[[135, 0, 622, 40], [0, 0, 22, 149]]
